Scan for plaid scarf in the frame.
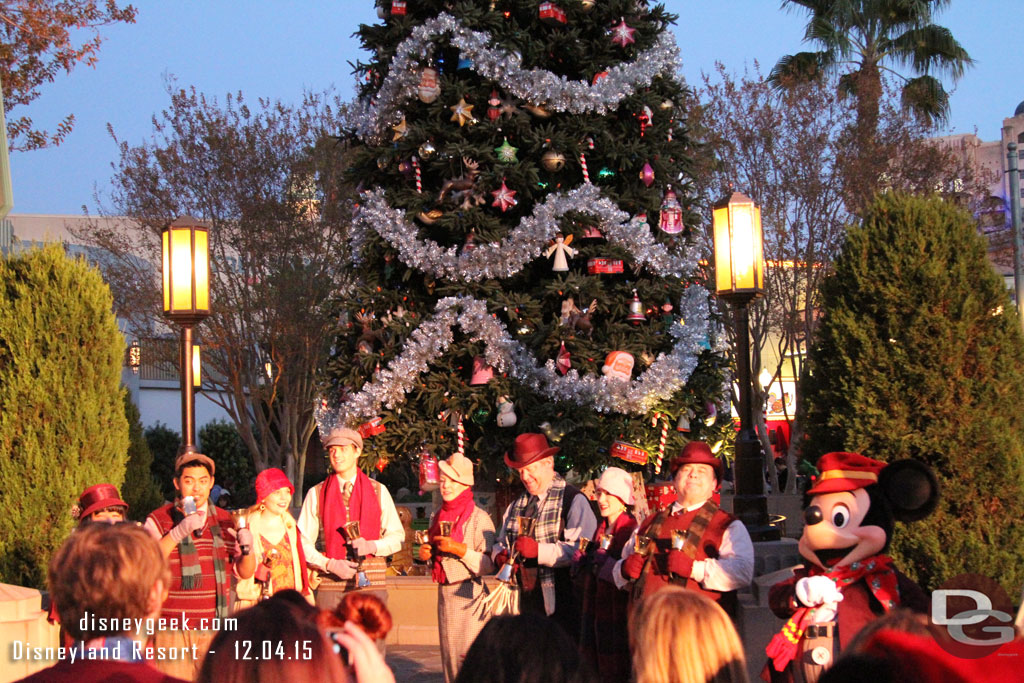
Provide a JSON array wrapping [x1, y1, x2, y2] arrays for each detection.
[[507, 476, 566, 595], [175, 506, 231, 620], [766, 554, 899, 673]]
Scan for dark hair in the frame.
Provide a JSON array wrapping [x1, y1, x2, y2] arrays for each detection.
[[176, 457, 214, 478], [456, 614, 592, 683], [198, 592, 346, 683]]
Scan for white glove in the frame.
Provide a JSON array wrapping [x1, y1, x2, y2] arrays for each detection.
[[795, 575, 845, 608], [326, 558, 358, 580], [350, 537, 377, 557], [169, 512, 204, 543], [236, 528, 253, 556]]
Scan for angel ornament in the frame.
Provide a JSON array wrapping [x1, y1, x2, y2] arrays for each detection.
[[545, 233, 576, 272]]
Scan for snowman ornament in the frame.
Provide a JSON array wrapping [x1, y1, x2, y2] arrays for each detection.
[[496, 396, 517, 428]]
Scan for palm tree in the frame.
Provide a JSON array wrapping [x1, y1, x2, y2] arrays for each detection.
[[769, 0, 972, 137]]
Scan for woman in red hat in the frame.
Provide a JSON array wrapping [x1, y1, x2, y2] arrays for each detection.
[[48, 483, 131, 627], [73, 482, 129, 524], [234, 468, 313, 610]]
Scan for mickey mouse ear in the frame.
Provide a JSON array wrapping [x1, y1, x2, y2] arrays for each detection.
[[879, 460, 939, 522]]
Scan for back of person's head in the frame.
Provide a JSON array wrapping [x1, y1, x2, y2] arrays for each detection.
[[50, 522, 169, 642], [198, 592, 348, 683], [335, 591, 393, 641], [456, 613, 592, 683], [630, 586, 748, 683]]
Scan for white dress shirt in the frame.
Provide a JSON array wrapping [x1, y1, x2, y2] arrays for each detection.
[[611, 500, 754, 591], [297, 474, 405, 571]]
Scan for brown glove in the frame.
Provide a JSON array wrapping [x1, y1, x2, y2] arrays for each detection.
[[435, 536, 467, 558], [418, 543, 433, 562]]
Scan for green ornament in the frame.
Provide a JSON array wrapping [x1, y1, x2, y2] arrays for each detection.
[[471, 407, 491, 424], [598, 167, 615, 178], [537, 180, 549, 189], [495, 138, 519, 164]]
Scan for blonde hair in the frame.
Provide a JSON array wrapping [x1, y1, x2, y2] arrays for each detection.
[[630, 586, 749, 683]]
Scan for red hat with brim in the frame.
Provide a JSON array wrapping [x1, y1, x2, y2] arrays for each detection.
[[807, 452, 885, 495], [77, 483, 128, 520], [669, 441, 724, 481], [255, 468, 294, 504], [504, 432, 560, 469]]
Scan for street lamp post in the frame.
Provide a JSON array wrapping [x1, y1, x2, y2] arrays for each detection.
[[713, 192, 779, 541], [1006, 141, 1024, 331], [161, 216, 211, 455]]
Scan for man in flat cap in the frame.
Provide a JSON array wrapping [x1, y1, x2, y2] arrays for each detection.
[[298, 427, 404, 611], [144, 451, 255, 678]]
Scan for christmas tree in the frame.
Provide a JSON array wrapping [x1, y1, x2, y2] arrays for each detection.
[[319, 0, 732, 481]]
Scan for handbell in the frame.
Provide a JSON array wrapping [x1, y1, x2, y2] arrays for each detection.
[[634, 534, 654, 557], [496, 561, 515, 583], [671, 529, 686, 551], [599, 533, 613, 550], [343, 520, 362, 541], [439, 520, 454, 537], [576, 537, 592, 553]]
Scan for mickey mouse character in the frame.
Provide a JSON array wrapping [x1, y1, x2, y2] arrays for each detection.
[[764, 452, 939, 683]]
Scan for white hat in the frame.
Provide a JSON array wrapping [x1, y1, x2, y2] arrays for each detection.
[[596, 467, 634, 505]]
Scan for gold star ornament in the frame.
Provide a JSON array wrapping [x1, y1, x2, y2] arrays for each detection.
[[450, 98, 476, 126]]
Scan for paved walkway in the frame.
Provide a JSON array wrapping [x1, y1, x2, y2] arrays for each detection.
[[386, 645, 445, 682]]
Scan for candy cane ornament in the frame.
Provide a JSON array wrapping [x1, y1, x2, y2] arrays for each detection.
[[456, 418, 466, 457], [579, 137, 594, 184], [411, 156, 423, 193], [653, 412, 669, 475]]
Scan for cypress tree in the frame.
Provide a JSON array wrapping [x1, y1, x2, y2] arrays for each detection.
[[0, 245, 129, 587], [122, 392, 165, 519], [800, 193, 1024, 592]]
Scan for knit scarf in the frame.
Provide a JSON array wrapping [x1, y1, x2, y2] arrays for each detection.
[[766, 554, 899, 672], [174, 505, 231, 620], [429, 488, 476, 584], [322, 470, 382, 559]]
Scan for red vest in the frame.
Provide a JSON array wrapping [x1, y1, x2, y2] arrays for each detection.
[[634, 504, 737, 613], [148, 504, 235, 623]]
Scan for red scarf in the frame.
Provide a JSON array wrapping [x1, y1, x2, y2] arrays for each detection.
[[429, 488, 475, 584], [322, 470, 382, 559], [766, 554, 899, 673]]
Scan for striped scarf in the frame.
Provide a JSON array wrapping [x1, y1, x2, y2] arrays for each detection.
[[176, 507, 231, 619], [507, 476, 567, 595]]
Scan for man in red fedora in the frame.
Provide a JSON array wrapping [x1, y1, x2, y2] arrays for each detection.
[[493, 432, 597, 642], [613, 441, 753, 617]]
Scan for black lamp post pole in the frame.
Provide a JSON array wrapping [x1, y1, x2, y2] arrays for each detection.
[[179, 324, 197, 455], [730, 295, 779, 541]]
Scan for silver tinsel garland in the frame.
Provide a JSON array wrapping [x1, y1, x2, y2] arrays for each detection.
[[315, 288, 712, 431], [351, 184, 697, 281], [346, 12, 681, 143]]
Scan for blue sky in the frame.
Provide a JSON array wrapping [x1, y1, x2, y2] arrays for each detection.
[[8, 0, 1021, 215]]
